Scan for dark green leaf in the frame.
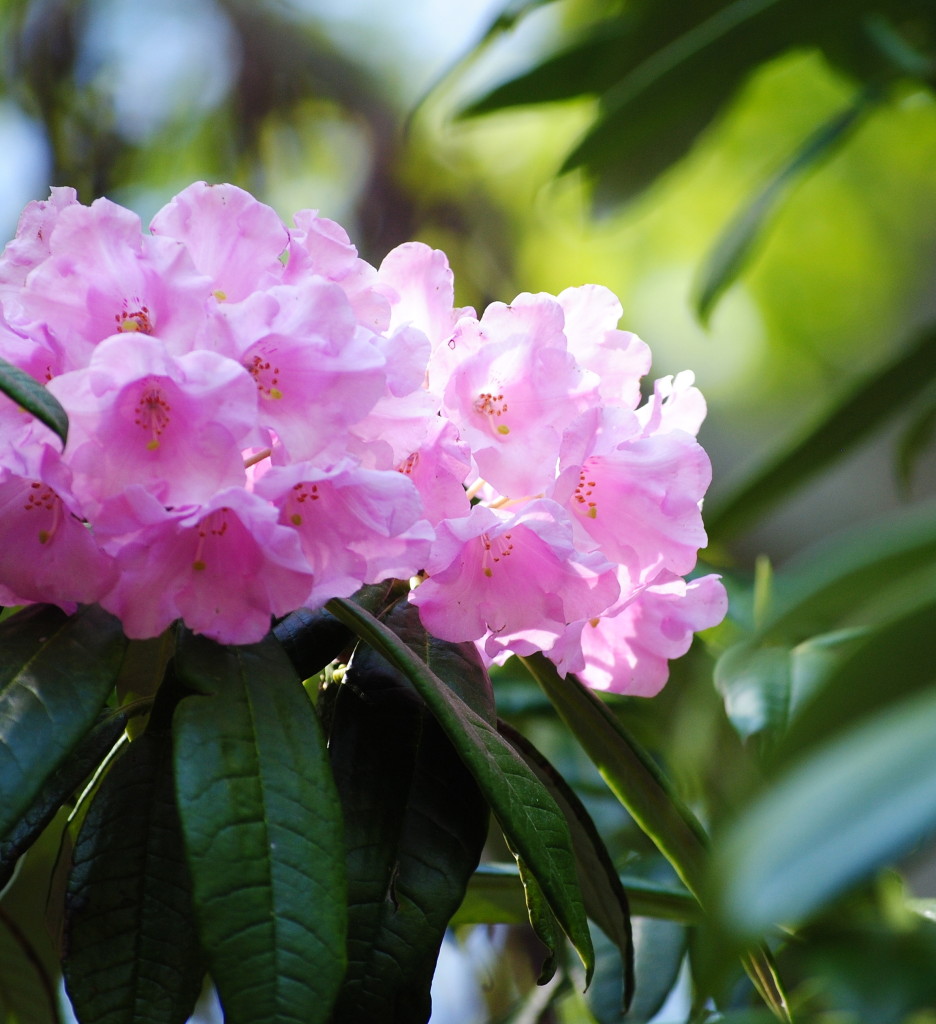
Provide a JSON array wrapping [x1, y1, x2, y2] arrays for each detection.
[[695, 86, 878, 322], [0, 355, 68, 447], [0, 604, 127, 838], [0, 907, 61, 1024], [172, 631, 346, 1024], [705, 322, 936, 540], [519, 654, 707, 900], [273, 581, 398, 681], [896, 388, 936, 495], [63, 721, 205, 1024], [713, 683, 936, 939], [325, 597, 594, 984], [499, 720, 633, 1004], [0, 706, 134, 891], [326, 610, 489, 1023]]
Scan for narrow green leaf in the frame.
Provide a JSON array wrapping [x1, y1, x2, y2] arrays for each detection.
[[0, 907, 61, 1024], [705, 323, 936, 541], [774, 596, 936, 767], [326, 616, 489, 1023], [325, 598, 594, 984], [695, 86, 878, 322], [0, 604, 127, 838], [63, 720, 205, 1024], [0, 706, 135, 891], [510, 847, 563, 985], [519, 653, 707, 900], [896, 388, 936, 495], [452, 865, 699, 926], [713, 683, 936, 939], [0, 355, 68, 447], [499, 720, 633, 1004], [172, 631, 346, 1024]]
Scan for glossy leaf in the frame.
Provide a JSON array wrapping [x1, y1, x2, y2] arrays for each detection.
[[0, 706, 133, 891], [713, 683, 936, 939], [325, 597, 595, 984], [326, 610, 489, 1023], [0, 604, 127, 839], [499, 719, 633, 1003], [705, 322, 936, 541], [519, 653, 707, 900], [695, 86, 877, 322], [172, 631, 346, 1024], [0, 354, 68, 446], [63, 715, 204, 1024], [273, 581, 398, 681]]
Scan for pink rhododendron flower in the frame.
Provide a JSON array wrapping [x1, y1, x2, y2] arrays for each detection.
[[0, 181, 725, 692]]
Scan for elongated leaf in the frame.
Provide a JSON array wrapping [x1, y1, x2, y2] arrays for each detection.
[[325, 597, 595, 983], [273, 582, 398, 681], [695, 87, 878, 322], [519, 654, 707, 899], [172, 631, 346, 1024], [0, 706, 133, 891], [63, 716, 205, 1024], [499, 720, 633, 1004], [714, 683, 936, 939], [326, 611, 489, 1023], [0, 354, 68, 446], [774, 596, 936, 766], [453, 865, 698, 926], [0, 604, 127, 838], [705, 323, 936, 541]]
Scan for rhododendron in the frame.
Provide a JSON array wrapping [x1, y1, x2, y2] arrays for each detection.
[[0, 180, 725, 691]]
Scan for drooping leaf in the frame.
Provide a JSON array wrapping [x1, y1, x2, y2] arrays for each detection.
[[453, 865, 698, 927], [0, 906, 61, 1024], [519, 653, 707, 900], [0, 354, 68, 447], [172, 631, 346, 1024], [63, 705, 205, 1024], [704, 322, 936, 541], [273, 581, 398, 680], [325, 597, 594, 984], [0, 604, 127, 839], [713, 683, 936, 939], [0, 705, 134, 891], [499, 720, 633, 1005], [326, 610, 489, 1024], [695, 85, 878, 322]]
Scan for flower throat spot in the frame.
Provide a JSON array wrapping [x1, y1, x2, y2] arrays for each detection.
[[115, 300, 153, 334], [288, 481, 320, 526], [248, 354, 284, 400], [134, 385, 171, 450]]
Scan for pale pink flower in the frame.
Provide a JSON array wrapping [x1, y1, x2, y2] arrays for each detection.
[[255, 459, 434, 606], [49, 335, 257, 511], [149, 182, 288, 302], [99, 487, 315, 644], [0, 186, 79, 287], [409, 500, 619, 644]]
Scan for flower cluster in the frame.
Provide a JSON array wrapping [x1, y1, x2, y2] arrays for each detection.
[[0, 182, 725, 694]]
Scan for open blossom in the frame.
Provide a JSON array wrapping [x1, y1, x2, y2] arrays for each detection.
[[0, 181, 724, 689]]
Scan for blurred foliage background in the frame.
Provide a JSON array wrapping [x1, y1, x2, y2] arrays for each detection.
[[3, 0, 936, 1021]]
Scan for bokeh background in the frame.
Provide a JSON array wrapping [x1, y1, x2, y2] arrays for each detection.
[[3, 1, 936, 1021]]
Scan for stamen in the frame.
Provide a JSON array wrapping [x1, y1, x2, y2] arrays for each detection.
[[572, 463, 599, 519], [114, 298, 154, 334], [247, 353, 284, 400], [133, 383, 171, 450], [473, 391, 510, 437], [23, 481, 62, 544], [480, 531, 514, 577], [285, 482, 320, 526]]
